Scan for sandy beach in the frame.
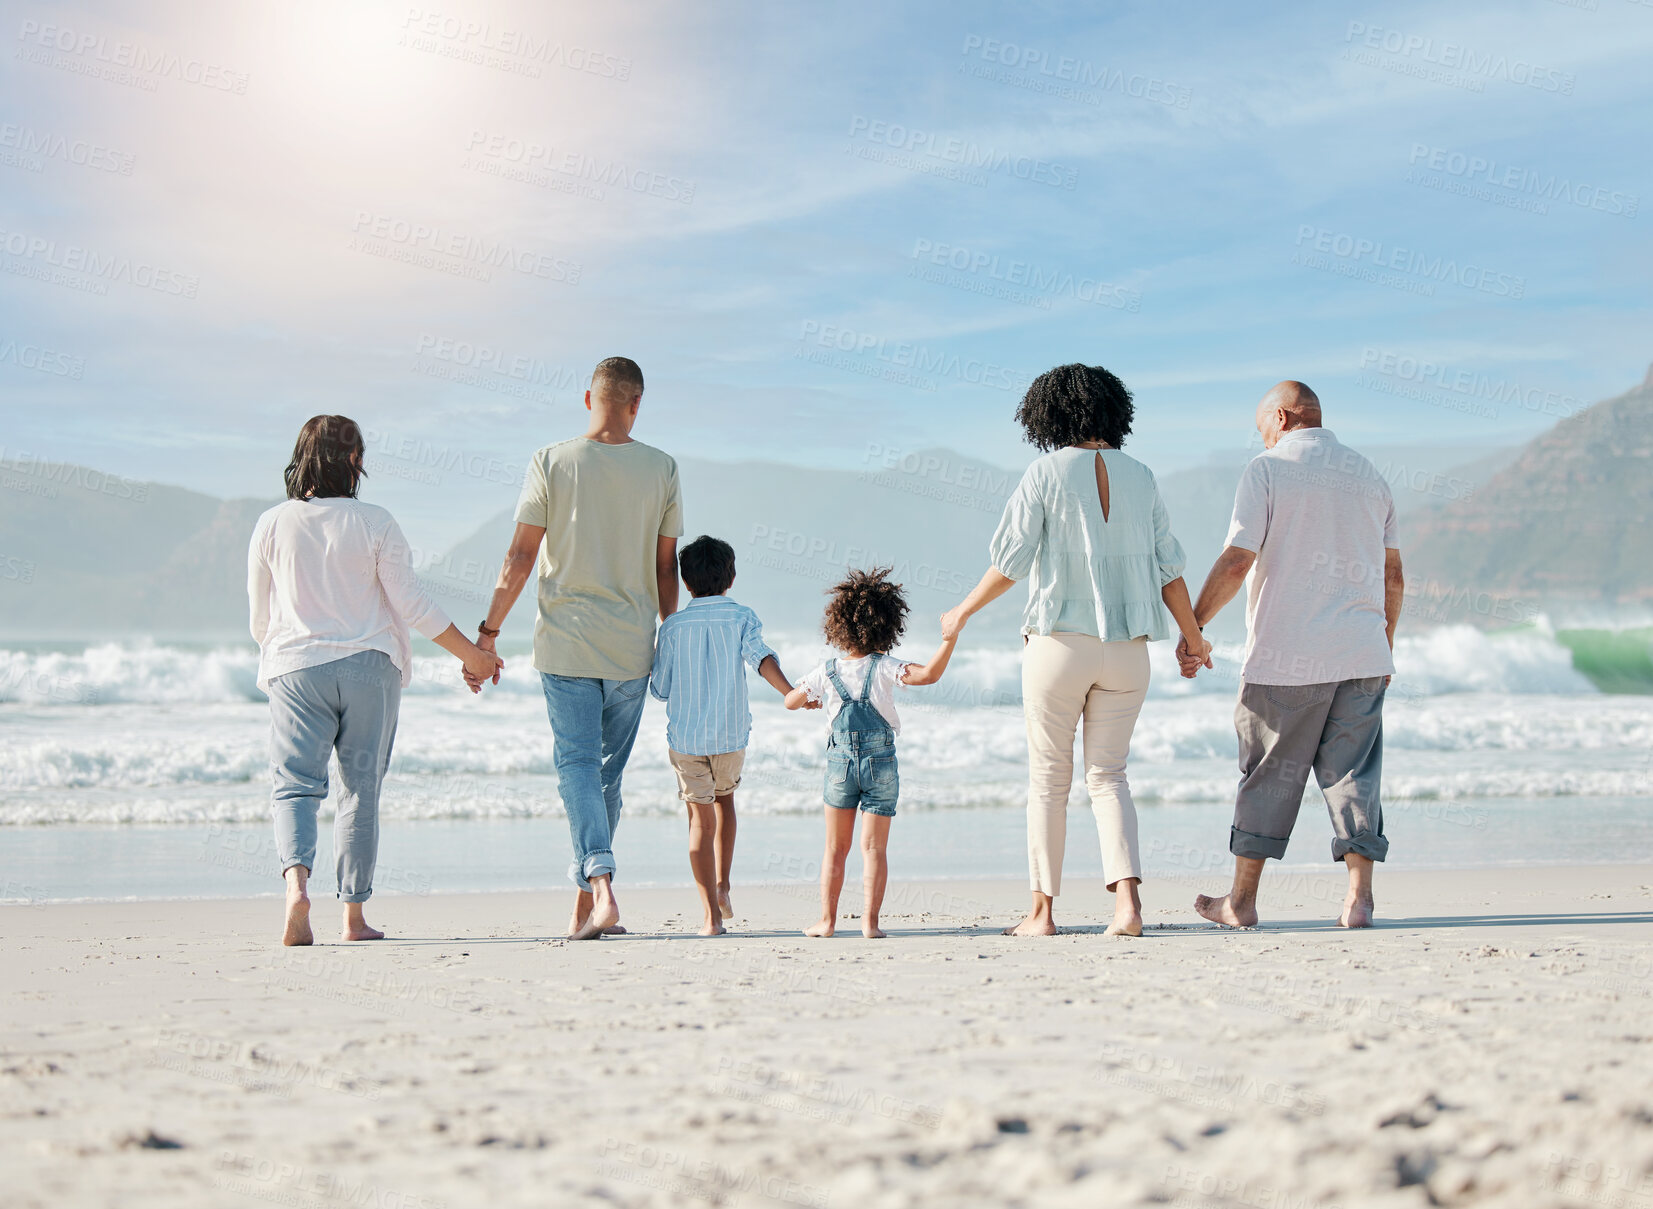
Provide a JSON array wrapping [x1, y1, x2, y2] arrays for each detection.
[[4, 864, 1651, 1209]]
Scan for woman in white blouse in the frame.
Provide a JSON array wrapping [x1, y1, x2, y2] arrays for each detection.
[[941, 365, 1212, 937], [248, 415, 503, 946]]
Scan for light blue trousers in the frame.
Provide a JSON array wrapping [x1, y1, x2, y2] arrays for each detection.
[[540, 672, 649, 891], [266, 650, 401, 902]]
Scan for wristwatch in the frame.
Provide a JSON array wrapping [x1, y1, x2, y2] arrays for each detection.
[[477, 620, 501, 638]]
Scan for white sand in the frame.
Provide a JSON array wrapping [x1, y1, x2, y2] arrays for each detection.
[[4, 865, 1652, 1208]]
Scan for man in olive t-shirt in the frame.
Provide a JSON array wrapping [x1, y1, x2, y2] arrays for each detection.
[[474, 356, 683, 940]]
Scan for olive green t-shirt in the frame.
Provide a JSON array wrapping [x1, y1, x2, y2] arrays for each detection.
[[513, 437, 684, 680]]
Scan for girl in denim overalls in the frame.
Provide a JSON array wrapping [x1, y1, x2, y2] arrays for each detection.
[[785, 568, 958, 938]]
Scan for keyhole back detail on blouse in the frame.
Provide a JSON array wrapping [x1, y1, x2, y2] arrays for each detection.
[[1094, 451, 1111, 523]]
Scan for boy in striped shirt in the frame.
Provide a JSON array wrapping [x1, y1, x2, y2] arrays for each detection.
[[650, 535, 801, 934]]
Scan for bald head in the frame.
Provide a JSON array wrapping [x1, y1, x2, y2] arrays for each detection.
[[1255, 380, 1323, 449]]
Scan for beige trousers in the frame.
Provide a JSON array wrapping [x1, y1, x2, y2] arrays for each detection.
[[1022, 633, 1151, 894]]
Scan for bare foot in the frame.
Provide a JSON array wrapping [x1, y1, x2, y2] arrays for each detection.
[[804, 919, 835, 938], [1338, 894, 1374, 929], [699, 918, 726, 937], [568, 909, 626, 935], [1194, 893, 1258, 928], [282, 891, 312, 947], [342, 921, 384, 941], [572, 896, 620, 941], [1002, 914, 1057, 937], [718, 888, 733, 920], [862, 922, 886, 939], [1104, 912, 1142, 938]]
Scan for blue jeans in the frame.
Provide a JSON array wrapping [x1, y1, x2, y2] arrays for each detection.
[[540, 673, 650, 891], [266, 651, 401, 902]]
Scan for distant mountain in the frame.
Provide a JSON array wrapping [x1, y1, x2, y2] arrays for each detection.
[[0, 459, 274, 639], [430, 440, 1522, 645], [0, 412, 1591, 643], [1403, 365, 1653, 614], [425, 451, 1021, 642]]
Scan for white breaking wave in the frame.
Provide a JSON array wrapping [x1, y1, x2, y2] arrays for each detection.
[[0, 626, 1605, 708], [1, 631, 1647, 826], [3, 689, 1651, 822]]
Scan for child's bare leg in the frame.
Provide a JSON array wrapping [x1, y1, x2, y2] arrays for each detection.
[[805, 806, 855, 937], [685, 801, 724, 935], [714, 793, 736, 919], [859, 812, 892, 938]]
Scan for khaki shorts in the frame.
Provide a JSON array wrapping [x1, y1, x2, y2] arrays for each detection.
[[668, 749, 746, 804]]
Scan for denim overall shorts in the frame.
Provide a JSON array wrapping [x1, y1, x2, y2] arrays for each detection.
[[822, 655, 899, 817]]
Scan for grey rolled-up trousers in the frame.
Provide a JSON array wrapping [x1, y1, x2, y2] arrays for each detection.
[[266, 650, 401, 902], [1230, 677, 1389, 864]]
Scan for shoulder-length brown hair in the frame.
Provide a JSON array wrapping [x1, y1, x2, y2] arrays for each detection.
[[284, 415, 365, 500]]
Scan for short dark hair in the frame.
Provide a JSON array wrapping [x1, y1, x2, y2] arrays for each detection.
[[679, 535, 736, 597], [592, 356, 645, 401], [1014, 363, 1135, 451], [284, 415, 365, 501], [822, 567, 909, 656]]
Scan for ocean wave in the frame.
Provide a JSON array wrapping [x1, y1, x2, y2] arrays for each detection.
[[0, 642, 265, 705], [0, 624, 1620, 710], [6, 760, 1647, 826], [2, 691, 1648, 816]]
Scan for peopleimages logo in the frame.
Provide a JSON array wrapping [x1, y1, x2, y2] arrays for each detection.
[[846, 116, 1077, 190], [958, 35, 1191, 108], [0, 124, 135, 175], [0, 339, 85, 379], [414, 334, 578, 388], [1343, 22, 1575, 94], [464, 132, 695, 204], [0, 227, 199, 298], [1358, 348, 1579, 419], [399, 9, 630, 80], [909, 238, 1139, 311], [348, 212, 581, 284], [797, 319, 1033, 392], [1406, 144, 1637, 218], [15, 19, 251, 93], [1293, 226, 1525, 298]]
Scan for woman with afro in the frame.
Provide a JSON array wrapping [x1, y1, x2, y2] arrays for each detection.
[[941, 364, 1210, 937]]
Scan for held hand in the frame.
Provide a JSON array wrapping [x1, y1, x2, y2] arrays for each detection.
[[939, 605, 968, 642], [461, 644, 504, 693], [1176, 633, 1213, 679], [803, 696, 823, 710]]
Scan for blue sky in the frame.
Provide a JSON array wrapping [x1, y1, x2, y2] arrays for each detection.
[[2, 0, 1650, 546]]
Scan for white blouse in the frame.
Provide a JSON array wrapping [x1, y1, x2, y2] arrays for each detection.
[[989, 448, 1186, 642], [247, 497, 452, 689]]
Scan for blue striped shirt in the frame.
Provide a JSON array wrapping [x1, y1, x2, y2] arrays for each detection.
[[649, 595, 777, 756]]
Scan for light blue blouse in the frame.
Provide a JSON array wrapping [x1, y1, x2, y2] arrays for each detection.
[[989, 447, 1187, 641]]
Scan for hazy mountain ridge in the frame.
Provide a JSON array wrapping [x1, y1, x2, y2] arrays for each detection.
[[1402, 365, 1653, 612], [2, 375, 1642, 641]]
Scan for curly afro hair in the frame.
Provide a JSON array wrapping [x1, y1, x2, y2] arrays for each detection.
[[1013, 363, 1135, 451], [822, 567, 909, 656]]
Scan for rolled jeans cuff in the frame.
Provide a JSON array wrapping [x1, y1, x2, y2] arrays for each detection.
[[1332, 832, 1389, 863], [338, 889, 372, 904], [1229, 825, 1289, 861], [569, 850, 616, 892]]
